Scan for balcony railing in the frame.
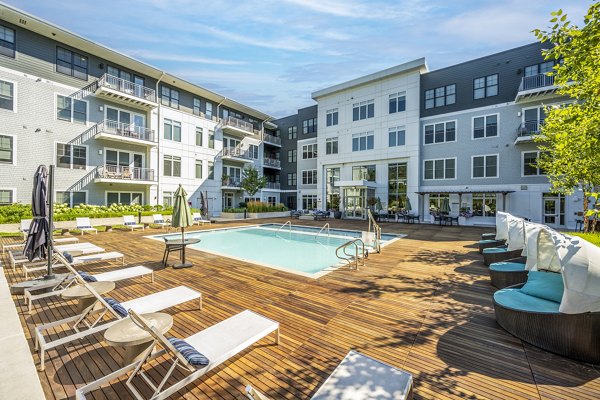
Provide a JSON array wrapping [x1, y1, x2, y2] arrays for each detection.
[[98, 73, 156, 103], [97, 120, 156, 142], [519, 73, 555, 91], [262, 133, 281, 146], [222, 179, 242, 188], [96, 165, 155, 181], [264, 182, 281, 190], [263, 158, 281, 168], [222, 147, 252, 160], [517, 121, 541, 137], [222, 116, 256, 134]]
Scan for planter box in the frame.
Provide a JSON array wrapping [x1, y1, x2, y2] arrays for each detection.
[[0, 215, 170, 232], [458, 216, 467, 225], [220, 212, 246, 219], [248, 211, 290, 219]]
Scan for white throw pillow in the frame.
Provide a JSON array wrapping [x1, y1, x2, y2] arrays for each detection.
[[495, 211, 509, 241]]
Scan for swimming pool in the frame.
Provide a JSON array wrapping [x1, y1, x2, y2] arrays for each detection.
[[151, 224, 401, 278]]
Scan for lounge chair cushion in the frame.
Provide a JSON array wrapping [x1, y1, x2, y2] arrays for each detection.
[[489, 262, 526, 272], [479, 239, 500, 245], [79, 226, 92, 229], [124, 222, 135, 226], [483, 247, 508, 254], [77, 271, 97, 282], [63, 252, 74, 263], [520, 271, 564, 304], [103, 297, 128, 317], [494, 288, 560, 313], [167, 337, 209, 367]]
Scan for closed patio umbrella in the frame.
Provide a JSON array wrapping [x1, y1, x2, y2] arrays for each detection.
[[405, 197, 412, 212], [24, 165, 53, 277], [440, 197, 451, 214], [171, 184, 194, 269], [199, 191, 206, 215]]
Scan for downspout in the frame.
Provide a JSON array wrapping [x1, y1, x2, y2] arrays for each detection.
[[214, 97, 226, 213], [155, 72, 166, 206]]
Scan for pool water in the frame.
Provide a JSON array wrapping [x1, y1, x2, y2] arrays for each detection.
[[153, 224, 400, 277]]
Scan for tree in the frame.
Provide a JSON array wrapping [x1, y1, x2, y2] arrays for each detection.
[[240, 165, 267, 197], [533, 3, 600, 231]]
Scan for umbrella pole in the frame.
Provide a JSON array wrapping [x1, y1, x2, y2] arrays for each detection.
[[181, 227, 185, 263], [45, 165, 55, 280]]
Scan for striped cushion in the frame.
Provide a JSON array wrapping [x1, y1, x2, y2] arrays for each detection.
[[103, 297, 128, 317], [79, 226, 92, 229], [63, 252, 74, 263], [167, 337, 209, 367], [124, 222, 135, 226], [155, 220, 164, 223], [77, 270, 97, 282]]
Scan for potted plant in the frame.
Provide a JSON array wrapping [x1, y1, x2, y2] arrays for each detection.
[[221, 174, 230, 186], [331, 194, 342, 219]]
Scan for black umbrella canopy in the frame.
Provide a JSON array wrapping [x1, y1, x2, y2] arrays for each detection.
[[24, 165, 50, 262]]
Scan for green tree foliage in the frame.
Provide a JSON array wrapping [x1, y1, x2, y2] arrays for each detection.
[[533, 3, 600, 231], [240, 165, 267, 197]]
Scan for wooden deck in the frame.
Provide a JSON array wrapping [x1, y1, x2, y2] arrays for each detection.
[[2, 218, 600, 399]]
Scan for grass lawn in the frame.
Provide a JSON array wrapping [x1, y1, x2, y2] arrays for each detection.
[[567, 231, 600, 247]]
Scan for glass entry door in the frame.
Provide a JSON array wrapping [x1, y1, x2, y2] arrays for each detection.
[[343, 188, 366, 219], [543, 194, 565, 226], [222, 192, 234, 209]]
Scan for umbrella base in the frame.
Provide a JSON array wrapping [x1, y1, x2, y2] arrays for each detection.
[[43, 274, 56, 280], [173, 262, 193, 269], [10, 275, 67, 295]]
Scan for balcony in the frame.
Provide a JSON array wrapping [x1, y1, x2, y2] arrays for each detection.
[[221, 178, 243, 190], [94, 120, 157, 147], [221, 147, 254, 163], [262, 133, 281, 147], [263, 158, 281, 170], [514, 122, 541, 144], [221, 116, 258, 137], [515, 73, 558, 102], [263, 182, 281, 190], [95, 74, 157, 109], [94, 165, 156, 185]]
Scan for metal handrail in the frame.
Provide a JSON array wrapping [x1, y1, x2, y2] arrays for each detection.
[[316, 223, 330, 239], [518, 73, 555, 91], [263, 158, 281, 168], [97, 164, 155, 181], [262, 133, 282, 146], [98, 73, 156, 102], [366, 209, 382, 253], [222, 116, 255, 134], [335, 238, 365, 270], [97, 119, 156, 142], [277, 221, 292, 233]]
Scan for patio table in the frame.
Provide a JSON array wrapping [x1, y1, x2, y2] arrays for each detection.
[[61, 281, 115, 313]]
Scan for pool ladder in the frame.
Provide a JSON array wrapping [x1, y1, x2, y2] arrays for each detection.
[[278, 221, 292, 233], [316, 223, 330, 239], [335, 239, 366, 270]]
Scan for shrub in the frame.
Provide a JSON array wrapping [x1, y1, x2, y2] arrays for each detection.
[[246, 201, 288, 213], [223, 208, 246, 213]]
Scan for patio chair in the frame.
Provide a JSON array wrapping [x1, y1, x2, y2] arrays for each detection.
[[192, 212, 212, 225], [35, 254, 202, 370], [23, 250, 124, 279], [123, 215, 144, 231], [75, 309, 279, 400], [19, 219, 32, 239], [478, 211, 509, 253], [483, 215, 525, 266], [76, 217, 98, 235], [152, 214, 169, 230]]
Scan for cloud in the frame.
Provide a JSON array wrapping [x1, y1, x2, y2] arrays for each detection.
[[281, 0, 433, 20], [124, 50, 246, 65]]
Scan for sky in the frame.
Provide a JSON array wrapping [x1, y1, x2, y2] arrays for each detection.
[[6, 0, 589, 118]]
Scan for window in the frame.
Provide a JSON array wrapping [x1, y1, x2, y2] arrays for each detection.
[[473, 115, 498, 139], [352, 165, 376, 181], [302, 195, 317, 210], [352, 131, 374, 151], [287, 149, 297, 163], [525, 61, 554, 77], [389, 92, 406, 114], [161, 86, 179, 108], [388, 163, 407, 211], [326, 109, 338, 126], [208, 161, 214, 179], [302, 143, 317, 159], [522, 107, 546, 134], [0, 135, 13, 164], [425, 84, 455, 109], [208, 130, 215, 149], [193, 97, 201, 116], [57, 95, 87, 124], [195, 127, 203, 146], [0, 80, 14, 111], [352, 100, 374, 121], [0, 189, 13, 204], [56, 47, 88, 80], [163, 119, 181, 142], [194, 160, 203, 179], [424, 121, 456, 144], [472, 193, 496, 217], [0, 25, 16, 58], [302, 170, 317, 185], [325, 137, 338, 154], [163, 192, 174, 207], [267, 196, 276, 207], [302, 118, 317, 134], [287, 173, 297, 186], [205, 102, 213, 119], [163, 155, 181, 177], [523, 151, 546, 176], [288, 126, 297, 139], [106, 192, 142, 206], [429, 193, 450, 211], [388, 127, 405, 147], [474, 74, 498, 99], [249, 144, 259, 159], [472, 154, 498, 178], [57, 191, 86, 207], [325, 168, 340, 210], [56, 143, 86, 170], [424, 158, 456, 180]]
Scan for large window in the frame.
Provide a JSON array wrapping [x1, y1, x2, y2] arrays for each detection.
[[302, 118, 317, 134], [161, 86, 179, 109], [288, 126, 297, 139], [302, 143, 317, 159], [163, 119, 181, 142], [193, 97, 201, 116], [302, 195, 317, 210], [424, 121, 456, 144], [107, 192, 142, 205], [248, 144, 259, 159], [208, 130, 215, 149], [523, 151, 546, 176], [424, 158, 456, 180], [474, 74, 498, 99], [195, 127, 203, 146], [352, 131, 374, 152], [472, 193, 496, 217], [0, 134, 14, 164], [208, 161, 214, 179], [0, 80, 14, 111], [325, 137, 338, 154], [388, 163, 407, 212], [352, 100, 374, 121], [0, 189, 13, 204], [389, 92, 406, 114], [163, 155, 181, 177], [287, 149, 297, 163], [429, 193, 450, 211], [56, 143, 86, 170], [472, 154, 498, 178], [425, 84, 455, 109], [57, 191, 86, 207], [325, 167, 340, 210], [352, 165, 376, 181], [525, 61, 554, 77], [56, 47, 88, 80], [0, 25, 16, 58], [57, 95, 87, 124], [206, 102, 213, 119], [302, 170, 317, 185], [163, 191, 174, 207], [287, 173, 297, 186], [473, 115, 498, 139], [326, 109, 338, 126], [388, 127, 405, 147], [195, 160, 203, 179], [522, 107, 546, 134]]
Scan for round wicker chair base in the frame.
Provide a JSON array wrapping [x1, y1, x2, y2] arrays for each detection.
[[484, 249, 522, 266], [489, 269, 528, 289], [478, 240, 505, 254]]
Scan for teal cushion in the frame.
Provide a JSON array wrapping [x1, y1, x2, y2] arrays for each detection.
[[481, 233, 496, 239], [494, 288, 560, 313], [490, 262, 526, 272], [483, 247, 508, 254], [520, 271, 564, 303], [479, 239, 500, 244]]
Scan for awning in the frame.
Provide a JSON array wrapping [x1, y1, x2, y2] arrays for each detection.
[[416, 190, 515, 195], [335, 180, 377, 188]]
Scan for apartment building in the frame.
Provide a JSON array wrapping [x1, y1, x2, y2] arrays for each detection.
[[0, 4, 279, 215]]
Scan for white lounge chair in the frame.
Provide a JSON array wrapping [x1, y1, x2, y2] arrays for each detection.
[[192, 212, 211, 226], [76, 218, 98, 235], [13, 242, 104, 276], [123, 215, 144, 231], [75, 309, 279, 400], [152, 214, 169, 230], [19, 219, 32, 239], [3, 236, 79, 254]]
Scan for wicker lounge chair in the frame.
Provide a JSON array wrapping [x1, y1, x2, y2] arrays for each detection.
[[478, 211, 509, 253], [483, 215, 525, 266]]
